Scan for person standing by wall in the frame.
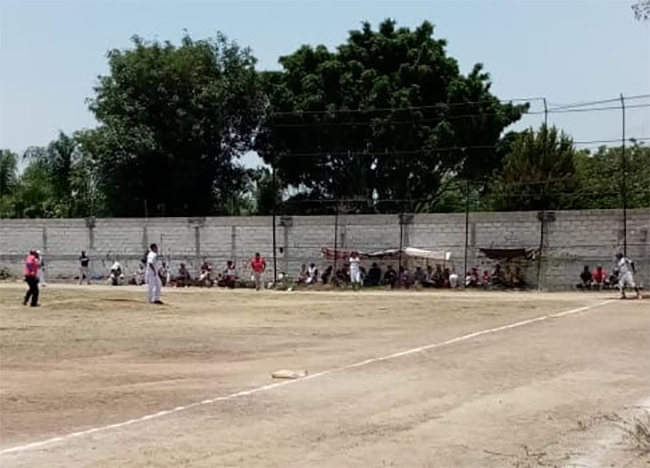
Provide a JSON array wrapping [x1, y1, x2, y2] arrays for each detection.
[[79, 250, 90, 285], [250, 252, 267, 291], [146, 243, 163, 304], [349, 251, 362, 291], [23, 250, 40, 307]]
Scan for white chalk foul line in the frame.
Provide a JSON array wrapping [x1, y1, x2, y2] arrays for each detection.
[[0, 299, 614, 456]]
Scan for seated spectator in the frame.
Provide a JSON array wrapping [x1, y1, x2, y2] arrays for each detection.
[[398, 266, 412, 289], [609, 269, 619, 288], [366, 263, 382, 287], [383, 265, 397, 288], [220, 260, 238, 288], [592, 265, 607, 290], [414, 266, 426, 287], [432, 265, 444, 288], [443, 267, 451, 288], [159, 262, 169, 286], [464, 272, 473, 288], [492, 264, 505, 287], [360, 266, 367, 285], [110, 261, 124, 286], [176, 263, 191, 287], [131, 263, 145, 286], [482, 270, 492, 288], [199, 261, 214, 287], [306, 263, 319, 285], [578, 265, 592, 290], [511, 265, 526, 288], [449, 271, 459, 288], [297, 264, 308, 284], [321, 265, 333, 285]]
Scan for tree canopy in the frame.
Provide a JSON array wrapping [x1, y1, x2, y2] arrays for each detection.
[[85, 34, 262, 216], [0, 22, 647, 219], [256, 20, 528, 213]]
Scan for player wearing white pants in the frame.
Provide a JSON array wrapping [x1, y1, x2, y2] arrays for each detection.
[[146, 243, 163, 304], [349, 251, 362, 290], [616, 253, 641, 300]]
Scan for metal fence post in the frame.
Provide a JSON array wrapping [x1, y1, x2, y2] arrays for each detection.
[[620, 93, 627, 256]]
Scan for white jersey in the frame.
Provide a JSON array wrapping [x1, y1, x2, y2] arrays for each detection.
[[349, 256, 361, 273], [618, 257, 634, 276], [146, 251, 158, 276]]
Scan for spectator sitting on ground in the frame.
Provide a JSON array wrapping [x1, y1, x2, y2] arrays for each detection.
[[220, 261, 238, 288], [131, 263, 145, 286], [449, 270, 460, 288], [482, 270, 492, 288], [366, 263, 382, 287], [306, 263, 319, 285], [592, 265, 607, 290], [199, 261, 214, 287], [398, 266, 412, 289], [383, 265, 397, 288], [159, 262, 169, 287], [609, 269, 619, 288], [464, 271, 474, 288], [433, 265, 445, 288], [297, 264, 308, 284], [578, 265, 592, 290], [321, 265, 333, 284], [176, 263, 191, 287], [492, 264, 505, 287], [109, 261, 124, 286], [414, 266, 426, 287], [443, 267, 451, 287]]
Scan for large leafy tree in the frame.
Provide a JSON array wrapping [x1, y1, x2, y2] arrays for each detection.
[[487, 125, 580, 211], [0, 150, 19, 198], [574, 143, 650, 209], [256, 19, 527, 213], [86, 33, 261, 216]]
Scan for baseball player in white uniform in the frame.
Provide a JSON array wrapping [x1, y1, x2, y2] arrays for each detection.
[[146, 243, 163, 304], [349, 251, 362, 291], [615, 253, 641, 300]]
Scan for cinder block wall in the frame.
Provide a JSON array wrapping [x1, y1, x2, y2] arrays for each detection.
[[1, 209, 648, 289]]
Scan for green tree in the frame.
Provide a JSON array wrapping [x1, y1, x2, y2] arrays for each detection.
[[256, 19, 527, 214], [0, 150, 19, 198], [487, 125, 580, 211], [23, 131, 79, 216], [574, 143, 650, 209], [0, 160, 57, 218], [86, 33, 262, 217], [632, 0, 650, 20]]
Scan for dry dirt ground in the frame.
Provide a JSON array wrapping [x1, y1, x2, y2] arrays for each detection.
[[0, 283, 648, 468]]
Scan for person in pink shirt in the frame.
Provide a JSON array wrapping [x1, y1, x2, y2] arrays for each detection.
[[23, 250, 40, 307]]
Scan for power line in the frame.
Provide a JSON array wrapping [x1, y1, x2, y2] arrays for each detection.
[[268, 95, 650, 119], [547, 94, 650, 112], [268, 103, 650, 128], [271, 136, 650, 159]]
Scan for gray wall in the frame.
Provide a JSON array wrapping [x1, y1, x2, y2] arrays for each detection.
[[1, 209, 648, 289]]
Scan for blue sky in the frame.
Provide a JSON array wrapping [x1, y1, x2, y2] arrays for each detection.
[[1, 0, 649, 167]]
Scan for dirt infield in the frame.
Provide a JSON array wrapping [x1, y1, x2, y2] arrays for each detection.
[[0, 284, 648, 467]]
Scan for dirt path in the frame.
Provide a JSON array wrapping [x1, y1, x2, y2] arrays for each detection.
[[0, 285, 648, 467]]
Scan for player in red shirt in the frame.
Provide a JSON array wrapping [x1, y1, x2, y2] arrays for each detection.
[[23, 250, 40, 307], [250, 252, 267, 291]]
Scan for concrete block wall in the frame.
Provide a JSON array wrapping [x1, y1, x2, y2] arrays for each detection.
[[0, 209, 648, 289]]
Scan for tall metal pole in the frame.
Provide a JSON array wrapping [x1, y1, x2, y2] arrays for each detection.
[[536, 98, 548, 290], [463, 178, 470, 283], [271, 165, 278, 284], [620, 93, 627, 257], [333, 204, 339, 276]]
